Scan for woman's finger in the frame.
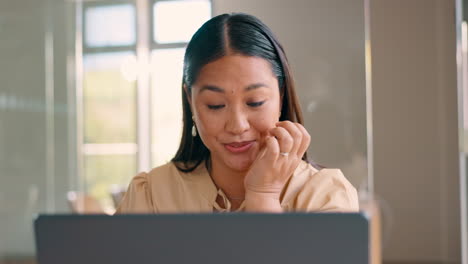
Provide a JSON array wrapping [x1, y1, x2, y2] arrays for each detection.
[[276, 121, 302, 156], [269, 126, 294, 155], [253, 140, 268, 161], [262, 135, 280, 163], [295, 123, 311, 157], [251, 131, 269, 161]]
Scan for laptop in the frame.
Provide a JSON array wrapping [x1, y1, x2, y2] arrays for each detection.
[[34, 213, 369, 264]]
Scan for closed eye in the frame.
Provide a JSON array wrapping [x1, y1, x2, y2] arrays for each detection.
[[247, 101, 265, 107], [207, 104, 225, 110]]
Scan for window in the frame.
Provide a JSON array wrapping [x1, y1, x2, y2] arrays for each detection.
[[81, 0, 212, 210], [153, 0, 211, 43], [85, 4, 136, 47]]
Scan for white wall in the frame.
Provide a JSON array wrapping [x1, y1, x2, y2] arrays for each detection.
[[370, 0, 461, 262]]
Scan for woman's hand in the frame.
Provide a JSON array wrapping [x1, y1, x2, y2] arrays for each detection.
[[244, 121, 311, 212]]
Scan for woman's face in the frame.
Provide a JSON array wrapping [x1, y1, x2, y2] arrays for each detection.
[[190, 55, 281, 172]]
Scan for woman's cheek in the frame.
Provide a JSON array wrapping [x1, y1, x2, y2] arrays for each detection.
[[251, 113, 278, 134], [195, 112, 223, 147], [254, 99, 281, 133]]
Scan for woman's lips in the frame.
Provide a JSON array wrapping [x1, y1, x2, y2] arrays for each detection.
[[224, 141, 255, 153]]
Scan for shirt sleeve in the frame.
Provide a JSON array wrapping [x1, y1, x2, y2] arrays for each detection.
[[294, 168, 359, 212], [115, 172, 155, 214]]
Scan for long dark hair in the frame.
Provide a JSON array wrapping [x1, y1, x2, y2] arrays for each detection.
[[172, 13, 313, 172]]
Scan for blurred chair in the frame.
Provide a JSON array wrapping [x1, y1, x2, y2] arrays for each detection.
[[109, 184, 126, 208], [67, 191, 108, 214]]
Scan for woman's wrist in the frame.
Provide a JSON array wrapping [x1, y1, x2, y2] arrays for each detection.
[[244, 191, 283, 213]]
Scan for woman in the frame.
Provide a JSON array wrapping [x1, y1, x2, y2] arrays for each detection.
[[116, 13, 359, 213]]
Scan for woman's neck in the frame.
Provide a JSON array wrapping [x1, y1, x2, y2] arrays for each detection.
[[208, 157, 246, 200]]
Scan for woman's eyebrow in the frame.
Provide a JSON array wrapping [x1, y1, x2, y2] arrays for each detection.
[[199, 85, 224, 93], [245, 83, 269, 91], [199, 83, 269, 94]]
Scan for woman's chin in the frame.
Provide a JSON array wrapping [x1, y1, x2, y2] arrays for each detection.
[[225, 157, 253, 172]]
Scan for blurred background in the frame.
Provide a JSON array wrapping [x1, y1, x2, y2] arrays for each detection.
[[0, 0, 466, 263]]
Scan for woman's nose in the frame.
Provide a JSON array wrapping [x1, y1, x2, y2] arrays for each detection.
[[225, 108, 250, 135]]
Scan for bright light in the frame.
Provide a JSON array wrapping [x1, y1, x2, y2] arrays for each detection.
[[153, 0, 211, 43], [120, 55, 139, 82]]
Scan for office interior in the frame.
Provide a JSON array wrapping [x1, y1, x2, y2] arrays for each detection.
[[0, 0, 467, 263]]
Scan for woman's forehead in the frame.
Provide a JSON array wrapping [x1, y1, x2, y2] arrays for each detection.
[[193, 55, 278, 92]]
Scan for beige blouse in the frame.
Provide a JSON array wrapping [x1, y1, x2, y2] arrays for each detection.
[[115, 160, 359, 214]]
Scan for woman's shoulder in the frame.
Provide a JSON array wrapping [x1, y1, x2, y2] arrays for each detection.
[[114, 164, 173, 214], [129, 161, 210, 196], [146, 161, 179, 179], [125, 162, 180, 191], [124, 162, 177, 186], [115, 162, 187, 214], [282, 160, 359, 212]]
